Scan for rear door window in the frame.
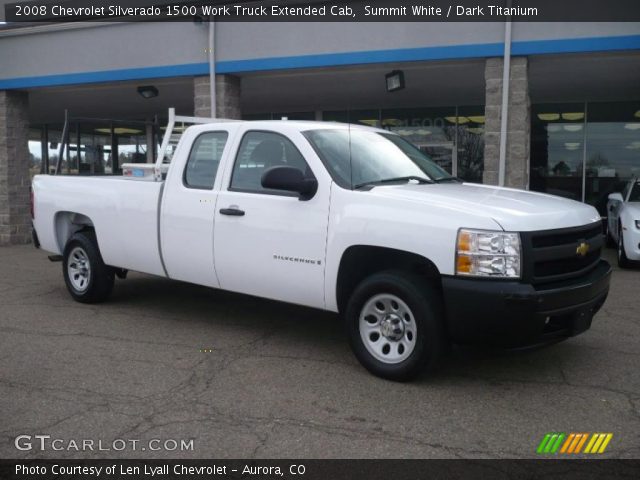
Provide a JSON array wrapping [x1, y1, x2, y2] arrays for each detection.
[[183, 132, 228, 189]]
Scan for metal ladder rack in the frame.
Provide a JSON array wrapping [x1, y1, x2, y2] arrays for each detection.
[[121, 108, 238, 182]]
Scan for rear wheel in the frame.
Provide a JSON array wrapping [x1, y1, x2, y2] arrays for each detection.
[[346, 271, 446, 381], [617, 224, 632, 269], [63, 231, 114, 303]]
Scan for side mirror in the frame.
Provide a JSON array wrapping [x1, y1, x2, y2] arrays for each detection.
[[608, 192, 624, 203], [261, 166, 318, 200]]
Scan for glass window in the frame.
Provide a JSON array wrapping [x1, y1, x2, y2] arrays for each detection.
[[242, 112, 316, 121], [242, 113, 273, 121], [456, 106, 485, 183], [115, 128, 146, 172], [530, 103, 586, 202], [76, 125, 113, 175], [46, 128, 64, 174], [530, 101, 640, 214], [304, 129, 451, 189], [273, 112, 315, 121], [28, 128, 43, 178], [230, 131, 310, 194], [323, 110, 381, 128], [585, 102, 640, 215], [184, 132, 228, 189]]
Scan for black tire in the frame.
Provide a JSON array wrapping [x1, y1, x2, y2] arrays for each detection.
[[63, 230, 114, 303], [345, 271, 446, 381], [617, 225, 632, 269]]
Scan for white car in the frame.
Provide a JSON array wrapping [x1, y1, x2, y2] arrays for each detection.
[[607, 178, 640, 268], [31, 111, 611, 380]]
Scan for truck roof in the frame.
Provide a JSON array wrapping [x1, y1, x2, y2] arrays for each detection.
[[192, 120, 387, 134]]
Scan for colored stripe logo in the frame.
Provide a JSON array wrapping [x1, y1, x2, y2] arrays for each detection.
[[537, 433, 613, 454]]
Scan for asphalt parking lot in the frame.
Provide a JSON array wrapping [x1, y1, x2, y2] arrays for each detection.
[[0, 245, 638, 459]]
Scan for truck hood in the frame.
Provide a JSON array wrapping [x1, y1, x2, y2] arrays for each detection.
[[624, 202, 640, 218], [370, 182, 601, 232]]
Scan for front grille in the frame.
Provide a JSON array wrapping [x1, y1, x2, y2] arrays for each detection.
[[521, 222, 604, 284]]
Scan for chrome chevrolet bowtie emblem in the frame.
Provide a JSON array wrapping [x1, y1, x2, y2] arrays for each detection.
[[576, 242, 590, 257]]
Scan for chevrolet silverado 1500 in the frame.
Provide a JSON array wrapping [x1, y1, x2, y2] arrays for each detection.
[[31, 109, 611, 380]]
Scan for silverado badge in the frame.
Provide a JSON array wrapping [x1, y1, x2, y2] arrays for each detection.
[[576, 242, 590, 257]]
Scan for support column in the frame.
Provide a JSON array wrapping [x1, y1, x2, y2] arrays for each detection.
[[482, 57, 530, 189], [194, 75, 241, 119], [0, 90, 31, 246]]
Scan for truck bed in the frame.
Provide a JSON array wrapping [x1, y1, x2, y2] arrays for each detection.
[[32, 175, 166, 277]]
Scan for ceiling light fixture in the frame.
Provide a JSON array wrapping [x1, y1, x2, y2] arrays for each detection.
[[137, 85, 159, 99], [561, 112, 584, 121], [538, 113, 560, 121], [95, 128, 143, 135], [467, 116, 485, 123], [445, 116, 469, 124], [385, 70, 405, 92]]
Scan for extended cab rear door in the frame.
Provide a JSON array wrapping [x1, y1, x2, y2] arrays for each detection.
[[213, 126, 330, 309], [160, 125, 238, 288]]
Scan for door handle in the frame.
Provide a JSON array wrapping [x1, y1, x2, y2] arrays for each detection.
[[219, 207, 245, 216]]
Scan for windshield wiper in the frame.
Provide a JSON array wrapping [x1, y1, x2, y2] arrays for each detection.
[[354, 176, 433, 190], [432, 176, 463, 183]]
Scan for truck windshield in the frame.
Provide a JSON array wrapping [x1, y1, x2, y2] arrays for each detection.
[[303, 129, 454, 189]]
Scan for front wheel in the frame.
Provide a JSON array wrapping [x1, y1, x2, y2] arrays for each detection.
[[618, 225, 632, 269], [345, 271, 446, 381], [63, 231, 114, 303]]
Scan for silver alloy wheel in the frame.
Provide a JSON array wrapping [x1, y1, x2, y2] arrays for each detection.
[[359, 293, 417, 364], [67, 246, 91, 293]]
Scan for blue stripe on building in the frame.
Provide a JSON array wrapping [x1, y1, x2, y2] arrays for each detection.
[[1, 34, 639, 89]]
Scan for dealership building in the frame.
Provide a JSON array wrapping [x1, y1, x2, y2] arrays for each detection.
[[0, 6, 639, 245]]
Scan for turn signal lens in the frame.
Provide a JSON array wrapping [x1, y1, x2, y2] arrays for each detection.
[[456, 254, 472, 273], [455, 229, 521, 278], [457, 230, 472, 252]]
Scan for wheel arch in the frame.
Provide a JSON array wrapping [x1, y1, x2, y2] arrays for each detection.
[[55, 211, 95, 252], [335, 245, 441, 314]]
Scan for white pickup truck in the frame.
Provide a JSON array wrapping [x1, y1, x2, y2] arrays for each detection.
[[32, 110, 611, 380]]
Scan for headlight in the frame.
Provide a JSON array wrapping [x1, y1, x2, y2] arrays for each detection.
[[456, 229, 521, 278]]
